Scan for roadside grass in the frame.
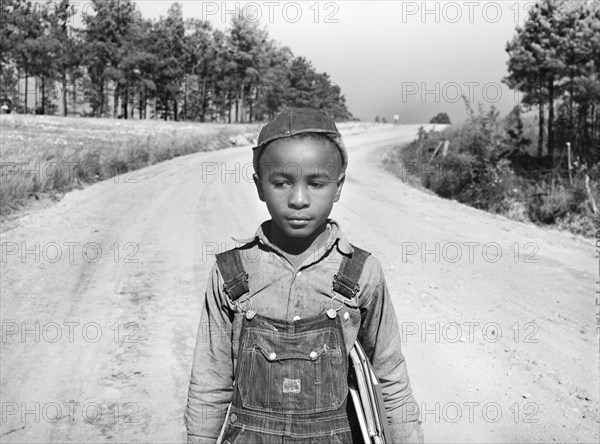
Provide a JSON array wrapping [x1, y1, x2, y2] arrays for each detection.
[[0, 115, 262, 218], [382, 121, 599, 238]]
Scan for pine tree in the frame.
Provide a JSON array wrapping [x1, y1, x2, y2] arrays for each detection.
[[504, 0, 600, 164], [82, 0, 137, 117]]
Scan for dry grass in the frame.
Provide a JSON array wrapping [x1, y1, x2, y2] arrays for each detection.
[[0, 115, 262, 217]]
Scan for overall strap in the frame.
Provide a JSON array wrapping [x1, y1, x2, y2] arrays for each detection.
[[333, 244, 371, 299], [215, 249, 250, 302]]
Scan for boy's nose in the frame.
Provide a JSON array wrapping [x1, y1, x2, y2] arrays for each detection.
[[289, 184, 309, 208]]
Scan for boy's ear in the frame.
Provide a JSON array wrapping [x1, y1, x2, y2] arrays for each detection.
[[333, 172, 345, 203], [253, 173, 266, 202]]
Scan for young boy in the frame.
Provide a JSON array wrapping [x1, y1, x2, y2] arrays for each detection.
[[185, 108, 423, 443]]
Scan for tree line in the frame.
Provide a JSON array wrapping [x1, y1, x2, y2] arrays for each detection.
[[0, 0, 352, 122], [503, 0, 600, 166]]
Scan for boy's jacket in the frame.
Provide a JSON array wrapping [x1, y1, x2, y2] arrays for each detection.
[[184, 219, 423, 443]]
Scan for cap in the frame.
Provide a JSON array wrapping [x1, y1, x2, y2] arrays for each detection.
[[252, 108, 347, 175]]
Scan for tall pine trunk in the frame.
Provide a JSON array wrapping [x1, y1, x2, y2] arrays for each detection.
[[537, 100, 544, 157], [113, 82, 120, 118], [199, 77, 207, 122], [123, 86, 128, 119], [41, 76, 46, 115], [62, 73, 68, 116], [138, 86, 144, 119], [72, 76, 77, 115], [592, 104, 597, 145], [164, 94, 168, 120], [183, 76, 188, 121], [174, 95, 179, 121], [239, 82, 244, 123], [130, 87, 134, 119], [547, 78, 554, 161], [98, 80, 103, 117], [228, 97, 232, 123], [249, 85, 254, 123], [24, 69, 28, 114]]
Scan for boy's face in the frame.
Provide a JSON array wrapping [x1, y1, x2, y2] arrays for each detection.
[[253, 137, 345, 240]]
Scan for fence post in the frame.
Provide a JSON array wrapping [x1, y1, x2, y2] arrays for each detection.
[[428, 141, 443, 165], [585, 175, 598, 214], [566, 142, 572, 185], [442, 140, 449, 157]]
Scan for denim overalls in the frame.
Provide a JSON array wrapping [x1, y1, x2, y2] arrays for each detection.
[[215, 244, 371, 443]]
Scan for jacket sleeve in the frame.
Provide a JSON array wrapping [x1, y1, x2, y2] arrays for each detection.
[[357, 258, 424, 444], [185, 263, 234, 443]]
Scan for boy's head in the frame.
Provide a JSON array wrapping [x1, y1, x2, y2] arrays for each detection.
[[252, 108, 347, 240], [252, 108, 347, 176]]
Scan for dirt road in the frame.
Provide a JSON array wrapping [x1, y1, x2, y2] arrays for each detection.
[[1, 125, 597, 443]]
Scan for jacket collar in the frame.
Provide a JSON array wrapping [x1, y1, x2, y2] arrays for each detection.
[[232, 219, 354, 256]]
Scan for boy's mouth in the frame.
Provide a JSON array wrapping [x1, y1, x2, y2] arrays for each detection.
[[287, 218, 311, 228]]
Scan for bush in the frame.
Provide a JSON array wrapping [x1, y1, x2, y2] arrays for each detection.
[[527, 181, 572, 224], [383, 100, 598, 237], [426, 152, 476, 199], [430, 112, 451, 124], [526, 166, 597, 230]]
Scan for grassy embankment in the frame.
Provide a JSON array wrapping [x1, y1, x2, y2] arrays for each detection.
[[0, 115, 262, 218], [383, 109, 599, 238]]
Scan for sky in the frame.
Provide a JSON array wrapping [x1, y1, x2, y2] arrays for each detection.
[[123, 1, 530, 123]]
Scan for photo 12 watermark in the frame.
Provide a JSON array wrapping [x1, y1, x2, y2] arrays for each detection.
[[398, 160, 539, 190], [1, 321, 140, 344], [400, 321, 539, 344], [399, 1, 537, 24], [400, 241, 539, 264], [200, 240, 340, 264], [200, 159, 344, 185], [401, 82, 521, 105], [1, 241, 140, 264], [1, 161, 140, 187], [1, 401, 140, 424], [199, 1, 340, 24], [401, 400, 540, 424]]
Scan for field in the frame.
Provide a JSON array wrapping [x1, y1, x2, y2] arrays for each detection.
[[0, 115, 262, 217]]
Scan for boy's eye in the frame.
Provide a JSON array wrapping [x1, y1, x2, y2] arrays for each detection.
[[272, 180, 289, 187], [310, 181, 326, 188]]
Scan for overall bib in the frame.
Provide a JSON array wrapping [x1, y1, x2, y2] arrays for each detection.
[[216, 245, 371, 444]]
